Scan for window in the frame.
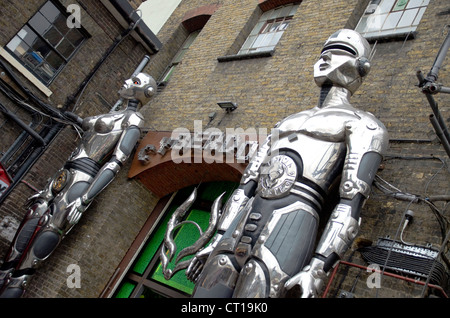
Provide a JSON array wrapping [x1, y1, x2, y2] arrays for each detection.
[[5, 1, 87, 85], [113, 182, 238, 298], [355, 0, 429, 40], [159, 30, 200, 85], [238, 3, 299, 55]]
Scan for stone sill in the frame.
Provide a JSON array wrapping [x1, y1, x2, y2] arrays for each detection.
[[217, 49, 275, 62]]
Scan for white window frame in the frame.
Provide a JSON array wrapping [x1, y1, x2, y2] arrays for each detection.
[[238, 3, 299, 55], [355, 0, 429, 40]]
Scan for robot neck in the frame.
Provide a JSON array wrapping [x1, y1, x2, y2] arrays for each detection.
[[318, 85, 351, 108], [126, 99, 140, 111]]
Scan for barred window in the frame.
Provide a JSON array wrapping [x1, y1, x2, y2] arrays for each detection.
[[5, 0, 88, 85], [355, 0, 429, 40]]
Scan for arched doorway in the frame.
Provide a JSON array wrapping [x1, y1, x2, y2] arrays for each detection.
[[106, 181, 238, 298]]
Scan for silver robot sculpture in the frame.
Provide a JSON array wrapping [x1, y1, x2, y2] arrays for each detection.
[[185, 29, 389, 298], [0, 72, 156, 298]]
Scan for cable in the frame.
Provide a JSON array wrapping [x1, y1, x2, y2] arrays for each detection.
[[400, 210, 414, 245]]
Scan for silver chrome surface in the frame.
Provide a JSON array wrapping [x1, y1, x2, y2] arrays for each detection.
[[0, 73, 156, 298]]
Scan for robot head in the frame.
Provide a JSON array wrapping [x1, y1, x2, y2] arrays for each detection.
[[119, 72, 157, 105], [314, 29, 371, 94]]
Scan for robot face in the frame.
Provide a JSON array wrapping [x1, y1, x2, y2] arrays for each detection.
[[313, 29, 371, 94], [119, 72, 157, 105]]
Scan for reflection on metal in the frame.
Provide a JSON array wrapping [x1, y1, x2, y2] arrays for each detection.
[[160, 188, 224, 280]]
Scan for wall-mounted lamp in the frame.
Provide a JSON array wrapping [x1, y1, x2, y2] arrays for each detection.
[[217, 101, 237, 113]]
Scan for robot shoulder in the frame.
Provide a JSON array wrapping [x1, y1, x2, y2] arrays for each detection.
[[124, 111, 144, 128]]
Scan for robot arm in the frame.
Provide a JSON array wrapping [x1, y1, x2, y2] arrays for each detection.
[[67, 122, 142, 225], [286, 117, 388, 297]]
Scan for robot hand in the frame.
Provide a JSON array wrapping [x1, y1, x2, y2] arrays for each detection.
[[66, 198, 87, 225], [185, 234, 222, 282], [284, 258, 327, 298]]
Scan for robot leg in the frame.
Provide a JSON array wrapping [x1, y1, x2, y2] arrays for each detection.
[[193, 253, 241, 298], [0, 207, 61, 298], [0, 200, 49, 291], [192, 199, 253, 298], [234, 202, 320, 298]]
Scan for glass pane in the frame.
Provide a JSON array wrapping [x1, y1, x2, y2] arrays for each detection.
[[260, 21, 272, 34], [279, 20, 291, 32], [269, 31, 283, 47], [6, 36, 29, 58], [29, 12, 51, 36], [56, 38, 74, 58], [252, 33, 269, 48], [250, 21, 265, 36], [44, 26, 63, 46], [19, 25, 39, 47], [413, 7, 426, 25], [31, 36, 52, 59], [46, 50, 64, 70], [355, 16, 370, 33], [66, 28, 84, 47], [378, 0, 395, 14], [53, 13, 71, 36], [278, 5, 293, 18], [240, 35, 257, 52], [35, 61, 54, 83], [382, 11, 402, 29], [289, 4, 300, 16], [132, 206, 176, 274], [393, 0, 409, 11], [40, 1, 60, 23], [406, 0, 423, 8], [397, 8, 418, 28], [269, 21, 281, 33], [114, 281, 136, 298], [161, 65, 176, 82]]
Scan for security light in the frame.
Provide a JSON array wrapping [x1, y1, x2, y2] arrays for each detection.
[[217, 101, 237, 113]]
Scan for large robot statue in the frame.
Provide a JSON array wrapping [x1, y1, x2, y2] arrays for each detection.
[[0, 72, 157, 298], [185, 29, 389, 298]]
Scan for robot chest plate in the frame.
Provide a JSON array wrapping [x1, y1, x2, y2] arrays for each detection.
[[258, 155, 298, 198]]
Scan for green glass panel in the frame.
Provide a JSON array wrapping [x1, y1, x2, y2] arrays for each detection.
[[151, 209, 212, 295], [132, 205, 178, 274], [200, 181, 238, 202], [115, 281, 136, 298], [393, 0, 409, 11]]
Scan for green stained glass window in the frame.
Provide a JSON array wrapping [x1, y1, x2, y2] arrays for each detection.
[[393, 0, 408, 11], [113, 181, 238, 298], [151, 209, 212, 294]]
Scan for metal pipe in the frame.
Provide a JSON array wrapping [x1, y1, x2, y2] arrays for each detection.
[[426, 29, 450, 83], [0, 102, 46, 146], [430, 114, 450, 158]]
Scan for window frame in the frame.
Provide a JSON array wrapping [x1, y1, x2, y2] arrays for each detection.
[[158, 30, 200, 86], [4, 0, 89, 86], [238, 3, 299, 55], [111, 182, 239, 298], [355, 0, 429, 41]]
